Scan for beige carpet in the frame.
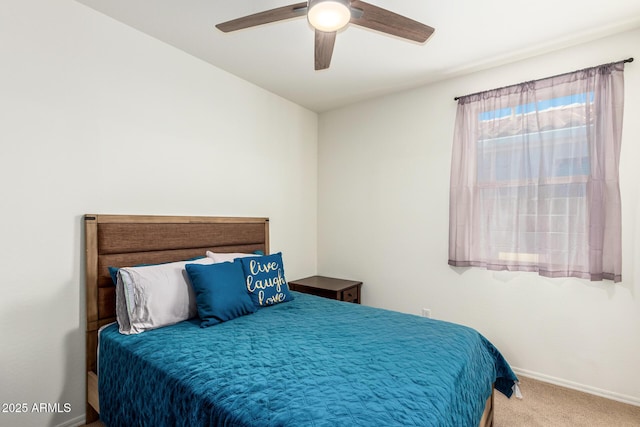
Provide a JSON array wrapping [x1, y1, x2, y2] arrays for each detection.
[[494, 376, 640, 426], [83, 376, 640, 426]]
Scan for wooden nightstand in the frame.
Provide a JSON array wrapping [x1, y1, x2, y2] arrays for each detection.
[[288, 275, 362, 304]]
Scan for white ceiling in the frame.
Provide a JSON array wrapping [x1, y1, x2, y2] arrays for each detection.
[[76, 0, 640, 112]]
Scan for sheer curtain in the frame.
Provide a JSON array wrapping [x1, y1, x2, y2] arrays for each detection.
[[449, 61, 625, 282]]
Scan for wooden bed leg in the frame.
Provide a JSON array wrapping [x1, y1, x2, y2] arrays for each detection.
[[479, 388, 494, 427], [86, 403, 99, 424]]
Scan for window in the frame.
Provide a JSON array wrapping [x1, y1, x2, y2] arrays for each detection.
[[449, 62, 626, 282]]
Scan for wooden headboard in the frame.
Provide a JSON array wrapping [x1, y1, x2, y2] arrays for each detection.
[[83, 214, 269, 423]]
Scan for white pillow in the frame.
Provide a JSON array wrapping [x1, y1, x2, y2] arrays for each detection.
[[115, 257, 214, 335], [205, 250, 261, 263]]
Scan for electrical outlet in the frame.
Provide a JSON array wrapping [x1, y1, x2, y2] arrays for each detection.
[[421, 308, 431, 318]]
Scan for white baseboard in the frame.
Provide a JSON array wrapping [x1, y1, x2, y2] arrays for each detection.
[[54, 414, 86, 427], [512, 367, 640, 407]]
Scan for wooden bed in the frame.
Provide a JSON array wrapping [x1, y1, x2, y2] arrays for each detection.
[[84, 214, 270, 423], [83, 213, 494, 426]]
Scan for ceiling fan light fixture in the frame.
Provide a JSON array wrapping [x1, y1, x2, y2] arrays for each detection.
[[307, 0, 351, 32]]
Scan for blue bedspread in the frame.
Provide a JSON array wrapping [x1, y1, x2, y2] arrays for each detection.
[[99, 292, 517, 427]]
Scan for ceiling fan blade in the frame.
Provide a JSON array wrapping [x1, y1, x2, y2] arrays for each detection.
[[216, 2, 307, 33], [315, 30, 337, 70], [349, 1, 434, 43]]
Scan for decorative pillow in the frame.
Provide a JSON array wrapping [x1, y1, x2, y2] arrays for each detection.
[[115, 257, 214, 335], [185, 260, 257, 327], [205, 250, 262, 263], [239, 252, 294, 307]]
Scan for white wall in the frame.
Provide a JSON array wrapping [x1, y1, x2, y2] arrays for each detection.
[[318, 28, 640, 404], [0, 1, 317, 426]]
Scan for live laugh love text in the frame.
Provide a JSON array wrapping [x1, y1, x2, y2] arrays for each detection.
[[245, 258, 287, 305]]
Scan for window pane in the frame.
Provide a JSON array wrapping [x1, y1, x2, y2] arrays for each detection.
[[476, 93, 591, 268]]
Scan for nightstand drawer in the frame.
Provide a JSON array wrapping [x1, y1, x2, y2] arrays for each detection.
[[342, 286, 358, 302]]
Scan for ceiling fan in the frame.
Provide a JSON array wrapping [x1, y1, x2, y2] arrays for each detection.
[[216, 0, 435, 70]]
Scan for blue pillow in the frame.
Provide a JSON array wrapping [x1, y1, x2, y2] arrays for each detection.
[[108, 266, 120, 285], [239, 252, 294, 307], [185, 260, 257, 327]]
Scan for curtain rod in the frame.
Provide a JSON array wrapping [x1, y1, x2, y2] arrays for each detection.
[[453, 57, 634, 101]]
